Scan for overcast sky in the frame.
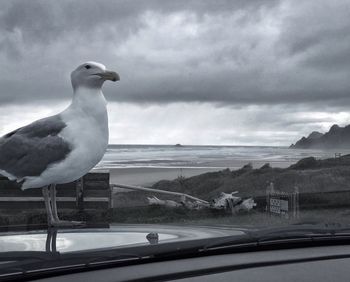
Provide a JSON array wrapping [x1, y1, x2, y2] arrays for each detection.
[[1, 0, 350, 145]]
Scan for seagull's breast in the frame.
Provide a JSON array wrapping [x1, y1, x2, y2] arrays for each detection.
[[33, 90, 109, 185], [60, 105, 109, 170]]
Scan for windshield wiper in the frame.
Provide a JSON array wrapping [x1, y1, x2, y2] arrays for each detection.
[[203, 223, 350, 251], [0, 251, 144, 281], [0, 251, 60, 262]]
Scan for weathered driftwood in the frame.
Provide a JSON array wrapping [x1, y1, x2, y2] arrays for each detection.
[[111, 183, 209, 205], [112, 183, 256, 213], [147, 196, 182, 208], [211, 192, 256, 213], [146, 191, 256, 213]]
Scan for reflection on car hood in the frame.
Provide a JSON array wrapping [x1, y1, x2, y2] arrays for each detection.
[[0, 224, 246, 253]]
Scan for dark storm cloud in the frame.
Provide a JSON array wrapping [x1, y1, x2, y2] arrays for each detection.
[[0, 0, 349, 106], [280, 1, 350, 71], [0, 0, 278, 45]]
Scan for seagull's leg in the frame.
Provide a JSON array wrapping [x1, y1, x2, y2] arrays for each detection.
[[52, 229, 57, 253], [42, 186, 54, 226], [50, 184, 60, 222], [48, 184, 85, 227], [45, 229, 52, 252]]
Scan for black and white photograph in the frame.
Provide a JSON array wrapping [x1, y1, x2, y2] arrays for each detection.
[[0, 0, 350, 281]]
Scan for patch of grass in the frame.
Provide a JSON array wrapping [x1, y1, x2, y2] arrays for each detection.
[[1, 206, 350, 229], [106, 206, 229, 224]]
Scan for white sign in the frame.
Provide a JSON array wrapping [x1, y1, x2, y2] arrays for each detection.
[[270, 198, 289, 215]]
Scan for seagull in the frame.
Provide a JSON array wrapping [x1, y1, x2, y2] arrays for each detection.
[[0, 62, 120, 226]]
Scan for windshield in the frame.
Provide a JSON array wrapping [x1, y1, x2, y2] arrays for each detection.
[[1, 0, 350, 279]]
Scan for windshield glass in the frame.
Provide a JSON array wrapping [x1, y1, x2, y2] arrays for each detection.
[[1, 0, 350, 278]]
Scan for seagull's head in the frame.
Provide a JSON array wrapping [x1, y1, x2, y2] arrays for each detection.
[[71, 61, 120, 90]]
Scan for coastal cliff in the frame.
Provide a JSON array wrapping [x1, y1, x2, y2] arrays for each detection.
[[290, 124, 350, 149]]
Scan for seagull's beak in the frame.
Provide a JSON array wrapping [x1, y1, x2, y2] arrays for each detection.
[[95, 70, 120, 82]]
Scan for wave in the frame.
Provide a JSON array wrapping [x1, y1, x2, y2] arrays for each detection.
[[96, 144, 349, 169]]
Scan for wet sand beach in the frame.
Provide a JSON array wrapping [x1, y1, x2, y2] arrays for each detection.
[[105, 159, 296, 187]]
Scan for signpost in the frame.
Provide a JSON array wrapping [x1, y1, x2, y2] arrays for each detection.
[[266, 182, 299, 219]]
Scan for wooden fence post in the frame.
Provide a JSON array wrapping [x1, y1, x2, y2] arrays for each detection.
[[294, 186, 299, 219], [76, 177, 84, 211]]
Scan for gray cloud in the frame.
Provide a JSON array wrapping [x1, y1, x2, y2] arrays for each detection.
[[0, 0, 349, 107], [0, 0, 277, 46]]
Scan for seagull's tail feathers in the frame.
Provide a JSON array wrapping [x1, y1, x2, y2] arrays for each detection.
[[0, 169, 26, 190], [0, 170, 39, 191], [0, 169, 17, 181]]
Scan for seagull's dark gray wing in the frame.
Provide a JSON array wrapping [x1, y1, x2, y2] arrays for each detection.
[[0, 115, 72, 179]]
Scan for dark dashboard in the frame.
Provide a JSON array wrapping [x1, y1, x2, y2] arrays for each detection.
[[32, 245, 350, 282]]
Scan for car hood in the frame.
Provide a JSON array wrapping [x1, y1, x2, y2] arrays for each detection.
[[0, 224, 246, 254]]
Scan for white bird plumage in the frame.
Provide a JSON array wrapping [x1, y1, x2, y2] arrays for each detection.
[[0, 61, 120, 226], [23, 86, 109, 189]]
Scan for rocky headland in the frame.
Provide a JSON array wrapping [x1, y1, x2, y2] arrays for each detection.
[[290, 124, 350, 149]]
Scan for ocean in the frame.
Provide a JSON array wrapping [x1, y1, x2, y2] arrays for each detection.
[[98, 145, 347, 170], [95, 145, 350, 186]]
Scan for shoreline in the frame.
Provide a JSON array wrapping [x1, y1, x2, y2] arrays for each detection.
[[97, 145, 350, 187], [96, 159, 297, 187]]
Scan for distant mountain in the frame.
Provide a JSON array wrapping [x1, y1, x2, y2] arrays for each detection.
[[290, 124, 350, 149]]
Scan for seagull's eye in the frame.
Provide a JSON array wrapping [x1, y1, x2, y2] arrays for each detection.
[[85, 65, 91, 69]]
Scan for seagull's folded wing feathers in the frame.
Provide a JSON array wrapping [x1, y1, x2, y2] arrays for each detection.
[[0, 115, 72, 179]]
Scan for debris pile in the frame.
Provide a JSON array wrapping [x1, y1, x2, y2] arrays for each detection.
[[147, 191, 256, 214], [147, 196, 182, 208], [211, 192, 256, 213]]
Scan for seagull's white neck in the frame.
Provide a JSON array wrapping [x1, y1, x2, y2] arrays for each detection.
[[69, 86, 107, 114], [62, 86, 109, 142]]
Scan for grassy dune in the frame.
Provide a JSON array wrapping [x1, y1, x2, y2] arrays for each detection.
[[3, 155, 350, 227]]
